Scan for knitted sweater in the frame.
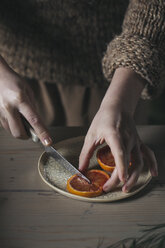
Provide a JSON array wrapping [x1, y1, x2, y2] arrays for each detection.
[[0, 0, 165, 99]]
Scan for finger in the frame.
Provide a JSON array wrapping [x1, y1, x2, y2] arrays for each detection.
[[99, 137, 105, 145], [122, 143, 143, 193], [26, 84, 37, 109], [106, 133, 128, 183], [141, 143, 158, 177], [5, 107, 29, 139], [123, 123, 137, 150], [103, 168, 120, 192], [19, 101, 52, 146], [0, 116, 10, 133], [79, 134, 97, 172]]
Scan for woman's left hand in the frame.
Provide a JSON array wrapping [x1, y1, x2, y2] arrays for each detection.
[[79, 68, 158, 193]]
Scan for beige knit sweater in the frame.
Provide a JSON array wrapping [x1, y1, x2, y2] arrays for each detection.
[[0, 0, 165, 99]]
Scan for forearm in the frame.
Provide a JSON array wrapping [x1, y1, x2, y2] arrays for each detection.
[[102, 0, 165, 100], [100, 68, 146, 115]]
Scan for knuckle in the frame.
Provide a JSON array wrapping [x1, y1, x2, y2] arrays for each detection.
[[2, 102, 12, 112], [38, 130, 49, 139], [14, 90, 27, 104], [28, 115, 39, 126], [1, 91, 27, 111]]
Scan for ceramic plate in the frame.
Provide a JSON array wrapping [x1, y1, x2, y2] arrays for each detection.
[[38, 136, 152, 202]]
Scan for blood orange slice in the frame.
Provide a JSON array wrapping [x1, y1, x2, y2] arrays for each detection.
[[97, 145, 115, 172], [67, 169, 110, 197], [97, 145, 132, 172]]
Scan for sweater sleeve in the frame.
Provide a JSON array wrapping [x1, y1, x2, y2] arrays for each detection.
[[102, 0, 165, 99]]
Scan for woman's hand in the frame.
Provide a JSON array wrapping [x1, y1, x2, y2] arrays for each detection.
[[79, 68, 158, 193], [0, 55, 52, 146]]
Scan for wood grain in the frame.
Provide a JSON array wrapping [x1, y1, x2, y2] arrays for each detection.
[[0, 126, 165, 248]]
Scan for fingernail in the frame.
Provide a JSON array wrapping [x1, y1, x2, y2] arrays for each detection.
[[103, 186, 108, 192], [78, 163, 83, 172], [43, 137, 52, 146], [123, 186, 129, 193], [95, 138, 100, 145], [79, 167, 86, 173], [103, 184, 109, 192]]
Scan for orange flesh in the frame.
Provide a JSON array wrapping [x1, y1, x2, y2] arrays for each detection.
[[97, 145, 115, 166], [97, 145, 132, 172], [67, 169, 110, 197], [70, 176, 99, 192], [87, 170, 109, 186]]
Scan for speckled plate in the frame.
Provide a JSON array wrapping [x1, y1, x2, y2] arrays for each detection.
[[38, 136, 152, 202]]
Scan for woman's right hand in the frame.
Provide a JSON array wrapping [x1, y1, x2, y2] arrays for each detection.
[[0, 55, 52, 146]]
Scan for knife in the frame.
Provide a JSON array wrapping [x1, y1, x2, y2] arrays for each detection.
[[22, 117, 90, 183]]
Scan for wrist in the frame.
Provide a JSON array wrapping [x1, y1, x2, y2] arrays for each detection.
[[101, 67, 146, 115]]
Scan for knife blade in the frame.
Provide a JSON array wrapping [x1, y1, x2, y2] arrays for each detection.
[[22, 117, 90, 183], [45, 145, 90, 183]]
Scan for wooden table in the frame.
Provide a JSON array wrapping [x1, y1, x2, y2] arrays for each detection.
[[0, 126, 165, 248]]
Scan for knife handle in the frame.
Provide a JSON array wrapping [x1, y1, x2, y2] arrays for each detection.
[[21, 116, 40, 143]]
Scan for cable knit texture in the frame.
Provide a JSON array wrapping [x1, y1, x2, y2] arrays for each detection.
[[0, 0, 165, 99], [0, 0, 127, 87], [102, 0, 165, 99]]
